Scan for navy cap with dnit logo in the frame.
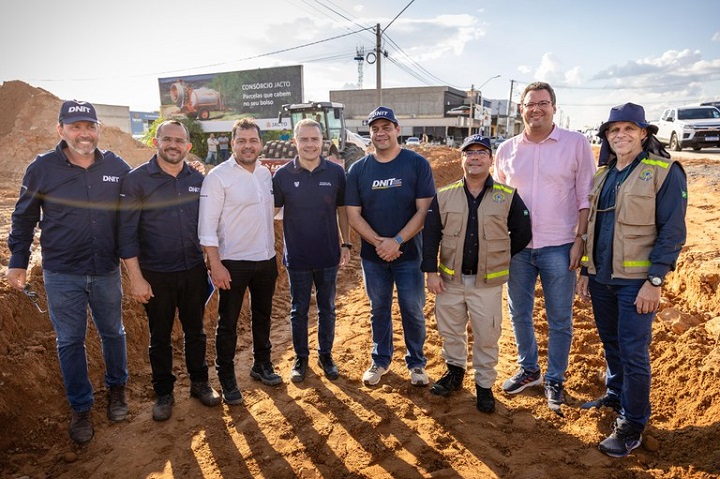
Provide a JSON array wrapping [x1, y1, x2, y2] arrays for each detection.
[[460, 134, 492, 151], [59, 100, 100, 124], [367, 106, 398, 125]]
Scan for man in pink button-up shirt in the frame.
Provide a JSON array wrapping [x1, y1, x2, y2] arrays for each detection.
[[493, 82, 596, 415]]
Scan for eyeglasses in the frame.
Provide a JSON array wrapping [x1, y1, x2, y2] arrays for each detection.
[[463, 150, 491, 157], [23, 285, 47, 314], [522, 100, 553, 110]]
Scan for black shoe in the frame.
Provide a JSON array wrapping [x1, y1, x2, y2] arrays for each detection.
[[250, 362, 282, 386], [69, 410, 93, 444], [430, 364, 465, 397], [599, 418, 643, 457], [545, 381, 565, 416], [291, 357, 309, 383], [107, 384, 129, 422], [476, 384, 496, 413], [190, 381, 221, 407], [220, 377, 243, 405], [152, 393, 174, 422], [581, 392, 622, 414], [318, 354, 339, 380]]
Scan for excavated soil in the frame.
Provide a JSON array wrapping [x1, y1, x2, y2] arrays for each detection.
[[0, 81, 719, 479]]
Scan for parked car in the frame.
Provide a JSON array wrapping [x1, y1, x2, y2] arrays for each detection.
[[490, 136, 505, 147], [655, 106, 720, 151], [405, 137, 421, 146]]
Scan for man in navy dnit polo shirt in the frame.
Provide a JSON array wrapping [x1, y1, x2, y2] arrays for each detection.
[[119, 120, 221, 422], [7, 100, 130, 444], [273, 119, 351, 382]]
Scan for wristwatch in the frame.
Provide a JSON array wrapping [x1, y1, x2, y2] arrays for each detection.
[[394, 235, 404, 245], [341, 243, 353, 250], [576, 233, 588, 242], [647, 274, 663, 287]]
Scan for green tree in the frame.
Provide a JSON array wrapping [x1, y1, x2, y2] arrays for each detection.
[[141, 116, 208, 158]]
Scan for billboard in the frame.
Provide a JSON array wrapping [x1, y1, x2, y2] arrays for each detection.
[[158, 66, 304, 129]]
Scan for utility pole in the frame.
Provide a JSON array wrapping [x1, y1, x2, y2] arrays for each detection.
[[477, 74, 501, 136], [467, 84, 475, 139], [376, 23, 382, 105], [506, 79, 515, 137]]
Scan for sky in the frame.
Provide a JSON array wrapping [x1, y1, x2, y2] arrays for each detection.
[[2, 0, 720, 130]]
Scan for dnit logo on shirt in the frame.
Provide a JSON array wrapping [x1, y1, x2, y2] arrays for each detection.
[[188, 186, 201, 193], [103, 175, 120, 183], [371, 178, 402, 190]]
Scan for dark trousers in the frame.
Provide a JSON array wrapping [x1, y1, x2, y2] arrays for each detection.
[[216, 258, 277, 379], [142, 263, 209, 396]]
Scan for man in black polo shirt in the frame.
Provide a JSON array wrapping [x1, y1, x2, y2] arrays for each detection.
[[119, 120, 220, 421], [272, 119, 351, 382]]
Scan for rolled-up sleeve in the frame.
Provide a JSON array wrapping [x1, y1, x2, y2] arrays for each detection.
[[575, 139, 596, 211], [198, 172, 224, 247]]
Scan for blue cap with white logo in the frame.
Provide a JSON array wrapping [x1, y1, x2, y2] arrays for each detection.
[[59, 100, 100, 124], [460, 134, 492, 151], [367, 106, 398, 125]]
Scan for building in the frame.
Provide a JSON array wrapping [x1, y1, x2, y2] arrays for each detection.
[[130, 111, 160, 139], [329, 86, 521, 146], [94, 104, 132, 134]]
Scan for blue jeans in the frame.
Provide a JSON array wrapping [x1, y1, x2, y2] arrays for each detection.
[[361, 258, 426, 370], [287, 266, 338, 358], [43, 269, 128, 412], [588, 277, 654, 429], [507, 244, 575, 384]]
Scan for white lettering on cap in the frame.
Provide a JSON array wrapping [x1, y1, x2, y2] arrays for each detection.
[[68, 106, 92, 113]]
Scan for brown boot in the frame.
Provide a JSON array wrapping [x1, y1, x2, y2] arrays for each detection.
[[107, 384, 129, 421], [69, 410, 94, 444]]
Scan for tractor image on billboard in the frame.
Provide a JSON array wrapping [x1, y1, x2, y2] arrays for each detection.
[[260, 101, 366, 174], [169, 79, 224, 121]]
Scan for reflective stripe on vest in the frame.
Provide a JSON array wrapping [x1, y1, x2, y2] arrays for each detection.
[[486, 269, 509, 280], [623, 260, 652, 267], [439, 263, 455, 276]]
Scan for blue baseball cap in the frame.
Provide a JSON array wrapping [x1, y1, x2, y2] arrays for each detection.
[[460, 134, 492, 151], [59, 100, 99, 124], [367, 106, 398, 125], [598, 102, 658, 139]]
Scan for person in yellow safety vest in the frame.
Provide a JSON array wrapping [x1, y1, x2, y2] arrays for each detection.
[[421, 134, 531, 413], [576, 102, 687, 458]]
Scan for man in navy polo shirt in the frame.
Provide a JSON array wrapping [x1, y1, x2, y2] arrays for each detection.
[[346, 106, 436, 387], [273, 119, 350, 382], [7, 100, 130, 444], [119, 120, 221, 422]]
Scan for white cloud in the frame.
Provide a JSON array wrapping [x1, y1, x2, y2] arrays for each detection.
[[713, 32, 720, 41], [383, 15, 486, 62], [533, 52, 564, 84]]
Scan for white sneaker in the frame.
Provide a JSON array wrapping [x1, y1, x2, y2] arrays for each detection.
[[363, 363, 389, 386], [410, 367, 429, 387]]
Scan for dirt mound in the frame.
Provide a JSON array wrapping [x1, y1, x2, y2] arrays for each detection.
[[0, 80, 153, 186], [0, 82, 719, 479]]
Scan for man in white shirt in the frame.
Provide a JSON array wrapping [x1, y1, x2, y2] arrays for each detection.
[[205, 133, 219, 165], [198, 118, 280, 405]]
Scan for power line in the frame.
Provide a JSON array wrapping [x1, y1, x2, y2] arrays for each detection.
[[383, 34, 460, 88], [384, 0, 417, 33]]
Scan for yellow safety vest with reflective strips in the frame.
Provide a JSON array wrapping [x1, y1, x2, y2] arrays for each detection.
[[582, 153, 675, 278], [436, 179, 514, 286]]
